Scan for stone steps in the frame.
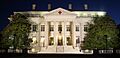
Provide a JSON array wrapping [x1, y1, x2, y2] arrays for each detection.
[[56, 46, 64, 52], [40, 46, 80, 53]]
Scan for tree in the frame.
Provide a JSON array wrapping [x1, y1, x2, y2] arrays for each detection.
[[117, 24, 120, 48], [82, 15, 119, 49], [0, 13, 32, 50]]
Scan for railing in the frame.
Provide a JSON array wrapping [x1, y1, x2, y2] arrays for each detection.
[[93, 49, 120, 54]]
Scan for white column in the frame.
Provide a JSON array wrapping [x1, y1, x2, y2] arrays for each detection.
[[54, 21, 58, 46], [79, 23, 82, 48], [45, 22, 48, 47], [38, 23, 41, 51], [72, 21, 76, 48], [62, 21, 65, 46]]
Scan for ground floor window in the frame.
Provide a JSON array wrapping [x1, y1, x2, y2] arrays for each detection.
[[32, 36, 37, 43], [66, 37, 72, 45], [76, 36, 80, 47], [76, 36, 80, 43], [49, 37, 54, 45]]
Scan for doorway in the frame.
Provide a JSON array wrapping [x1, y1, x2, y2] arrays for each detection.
[[57, 36, 63, 46]]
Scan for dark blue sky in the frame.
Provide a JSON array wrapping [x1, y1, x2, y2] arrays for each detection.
[[0, 0, 120, 31]]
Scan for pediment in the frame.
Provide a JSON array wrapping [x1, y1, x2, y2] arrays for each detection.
[[44, 8, 77, 16]]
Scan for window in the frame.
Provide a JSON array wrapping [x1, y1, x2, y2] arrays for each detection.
[[32, 37, 37, 43], [49, 25, 54, 31], [40, 36, 45, 47], [66, 25, 70, 31], [32, 25, 37, 31], [76, 36, 80, 43], [41, 25, 45, 31], [76, 36, 80, 47], [76, 25, 79, 31], [84, 25, 88, 31], [49, 37, 54, 45], [58, 25, 62, 32], [66, 37, 72, 45]]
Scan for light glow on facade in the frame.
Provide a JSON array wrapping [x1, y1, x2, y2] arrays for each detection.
[[9, 8, 106, 54]]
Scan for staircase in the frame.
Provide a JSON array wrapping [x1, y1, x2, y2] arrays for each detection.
[[64, 46, 80, 53], [38, 46, 80, 53], [40, 46, 56, 52], [56, 46, 64, 52]]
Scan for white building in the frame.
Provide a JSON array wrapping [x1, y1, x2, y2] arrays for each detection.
[[9, 8, 106, 54]]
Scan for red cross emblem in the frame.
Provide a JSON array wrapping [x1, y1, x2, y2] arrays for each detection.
[[58, 11, 62, 14]]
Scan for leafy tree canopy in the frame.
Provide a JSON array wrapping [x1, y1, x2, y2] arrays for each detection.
[[0, 13, 32, 49], [82, 15, 119, 49]]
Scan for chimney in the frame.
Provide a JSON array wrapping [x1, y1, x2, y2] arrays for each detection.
[[48, 3, 51, 10], [68, 3, 72, 10], [84, 4, 88, 10], [32, 4, 36, 10]]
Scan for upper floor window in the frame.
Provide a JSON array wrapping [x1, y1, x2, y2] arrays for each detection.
[[84, 25, 88, 31], [66, 25, 70, 31], [41, 25, 45, 31], [58, 25, 62, 32], [76, 25, 79, 31], [49, 25, 54, 31], [32, 25, 37, 31]]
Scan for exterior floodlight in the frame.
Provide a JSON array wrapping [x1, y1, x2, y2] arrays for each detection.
[[32, 48, 35, 52]]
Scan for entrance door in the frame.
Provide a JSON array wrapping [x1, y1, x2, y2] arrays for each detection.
[[57, 37, 63, 46], [57, 36, 64, 52]]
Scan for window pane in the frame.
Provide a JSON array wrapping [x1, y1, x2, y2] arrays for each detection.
[[66, 37, 72, 45], [33, 25, 37, 31], [76, 36, 80, 47], [76, 25, 79, 31], [66, 25, 70, 31], [41, 25, 45, 31], [49, 25, 54, 31], [58, 25, 62, 32], [84, 25, 88, 31], [76, 36, 80, 43]]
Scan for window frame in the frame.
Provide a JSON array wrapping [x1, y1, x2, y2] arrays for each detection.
[[58, 25, 62, 32], [66, 25, 70, 31], [32, 25, 37, 32], [41, 25, 45, 31], [76, 25, 79, 31], [49, 25, 54, 31]]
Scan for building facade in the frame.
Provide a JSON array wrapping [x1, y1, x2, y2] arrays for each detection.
[[10, 8, 106, 53]]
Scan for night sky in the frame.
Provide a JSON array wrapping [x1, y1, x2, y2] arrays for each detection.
[[0, 0, 120, 31]]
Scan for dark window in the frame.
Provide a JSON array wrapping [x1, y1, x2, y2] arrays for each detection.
[[66, 37, 72, 45], [76, 36, 80, 43], [84, 25, 88, 31], [41, 25, 45, 31], [49, 25, 54, 31], [76, 25, 79, 31], [58, 25, 62, 32], [33, 25, 37, 31], [66, 25, 70, 31]]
